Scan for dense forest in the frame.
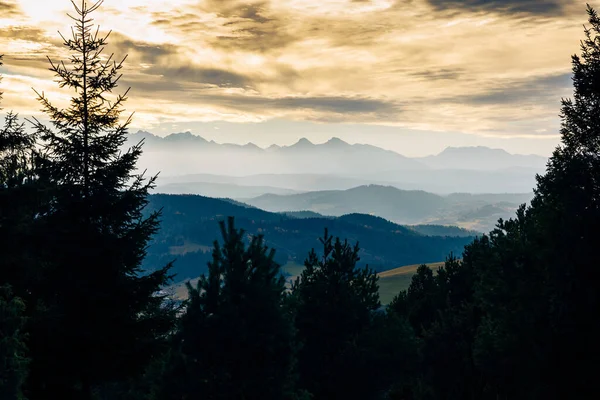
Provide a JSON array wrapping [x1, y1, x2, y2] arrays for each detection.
[[1, 2, 599, 400], [142, 194, 474, 280]]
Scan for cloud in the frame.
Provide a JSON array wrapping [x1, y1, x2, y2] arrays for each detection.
[[108, 33, 177, 64], [193, 94, 400, 115], [0, 0, 590, 139], [423, 0, 570, 16], [146, 65, 253, 88], [0, 1, 21, 18], [0, 26, 46, 41], [409, 68, 465, 81], [452, 73, 573, 106]]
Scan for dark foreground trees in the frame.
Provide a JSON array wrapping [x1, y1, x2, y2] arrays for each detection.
[[0, 286, 28, 400], [1, 1, 176, 398], [289, 230, 417, 400], [154, 217, 297, 400], [389, 5, 600, 399]]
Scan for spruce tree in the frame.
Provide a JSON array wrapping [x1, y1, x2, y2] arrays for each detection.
[[499, 4, 600, 397], [0, 54, 40, 302], [172, 217, 296, 400], [290, 230, 381, 399], [463, 6, 600, 398], [25, 2, 175, 398]]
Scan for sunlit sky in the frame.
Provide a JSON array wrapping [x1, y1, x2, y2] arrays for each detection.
[[0, 0, 589, 156]]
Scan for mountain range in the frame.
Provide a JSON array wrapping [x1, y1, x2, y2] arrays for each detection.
[[127, 131, 548, 194]]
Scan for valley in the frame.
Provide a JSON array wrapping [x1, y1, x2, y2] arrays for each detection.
[[170, 260, 445, 305]]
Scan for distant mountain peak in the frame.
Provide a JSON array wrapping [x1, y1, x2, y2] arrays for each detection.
[[291, 138, 314, 147], [439, 146, 509, 156], [243, 142, 261, 150], [165, 131, 208, 142], [131, 130, 157, 138], [324, 137, 348, 147]]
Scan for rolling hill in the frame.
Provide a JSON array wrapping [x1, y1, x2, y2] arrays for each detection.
[[142, 194, 475, 282], [243, 185, 447, 224], [241, 185, 532, 231]]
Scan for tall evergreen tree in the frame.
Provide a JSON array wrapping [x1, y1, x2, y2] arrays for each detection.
[[478, 5, 600, 398], [290, 230, 382, 399], [459, 6, 600, 399], [529, 8, 600, 398], [24, 2, 175, 398], [169, 217, 297, 400]]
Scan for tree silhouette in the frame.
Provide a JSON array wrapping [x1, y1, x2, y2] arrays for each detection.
[[290, 229, 381, 399], [168, 217, 297, 399], [24, 1, 175, 398]]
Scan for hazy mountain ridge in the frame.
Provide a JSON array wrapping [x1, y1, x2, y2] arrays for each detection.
[[129, 131, 547, 194], [418, 146, 548, 170], [156, 181, 303, 198], [241, 184, 533, 232], [130, 131, 547, 169]]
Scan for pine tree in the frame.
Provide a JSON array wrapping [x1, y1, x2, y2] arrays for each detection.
[[171, 217, 296, 400], [25, 2, 175, 398], [290, 229, 381, 399], [0, 286, 29, 400]]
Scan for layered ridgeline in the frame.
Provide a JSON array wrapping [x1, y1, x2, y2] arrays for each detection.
[[142, 194, 476, 282], [242, 185, 534, 232], [127, 131, 548, 194]]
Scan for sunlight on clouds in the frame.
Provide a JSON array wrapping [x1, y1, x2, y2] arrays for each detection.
[[279, 0, 394, 15], [12, 0, 66, 24], [4, 39, 46, 53], [0, 0, 590, 140]]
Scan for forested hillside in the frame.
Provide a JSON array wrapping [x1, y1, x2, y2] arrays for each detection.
[[143, 194, 474, 281]]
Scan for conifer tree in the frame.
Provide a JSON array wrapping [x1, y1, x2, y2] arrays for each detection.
[[25, 2, 175, 398], [478, 5, 600, 397], [290, 230, 380, 399], [171, 217, 296, 400], [460, 6, 600, 398], [0, 54, 41, 302]]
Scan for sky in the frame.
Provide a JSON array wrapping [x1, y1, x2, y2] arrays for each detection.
[[0, 0, 589, 156]]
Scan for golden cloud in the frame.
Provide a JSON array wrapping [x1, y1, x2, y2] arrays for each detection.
[[0, 0, 588, 138]]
